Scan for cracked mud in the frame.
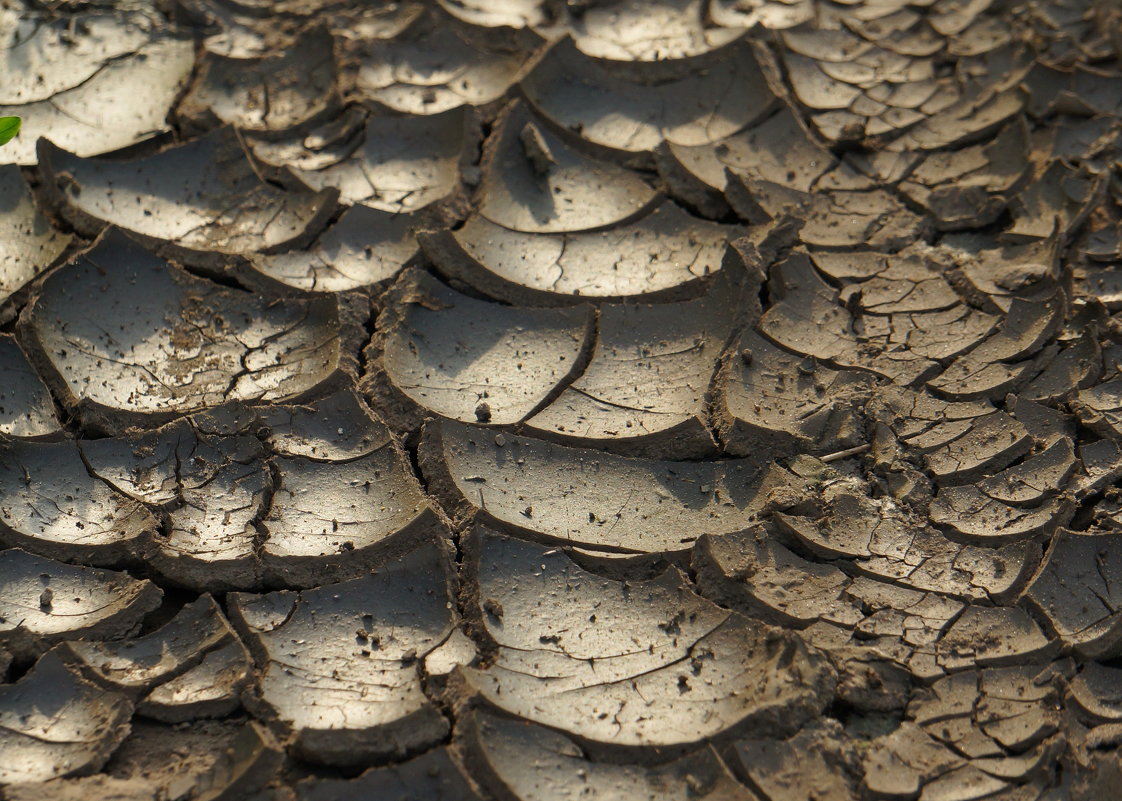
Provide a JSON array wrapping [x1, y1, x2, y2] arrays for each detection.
[[1, 0, 1122, 799]]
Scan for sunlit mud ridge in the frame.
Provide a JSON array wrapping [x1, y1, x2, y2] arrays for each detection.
[[0, 0, 1120, 798]]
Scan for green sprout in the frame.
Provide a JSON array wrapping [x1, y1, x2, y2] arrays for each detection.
[[0, 116, 20, 146]]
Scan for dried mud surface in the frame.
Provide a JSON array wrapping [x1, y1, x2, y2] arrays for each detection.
[[1, 0, 1122, 799]]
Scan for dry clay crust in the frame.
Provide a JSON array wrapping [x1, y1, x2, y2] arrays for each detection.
[[0, 0, 1121, 798]]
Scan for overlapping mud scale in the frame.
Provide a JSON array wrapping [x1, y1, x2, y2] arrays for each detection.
[[1, 0, 1121, 797]]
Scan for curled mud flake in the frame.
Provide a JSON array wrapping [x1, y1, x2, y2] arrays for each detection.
[[886, 306, 999, 367], [1084, 492, 1122, 533], [0, 652, 133, 784], [423, 201, 742, 305], [771, 13, 1022, 147], [0, 549, 161, 659], [463, 710, 748, 801], [1048, 113, 1121, 164], [523, 39, 773, 154], [259, 446, 444, 588], [423, 628, 478, 678], [780, 26, 875, 65], [326, 0, 428, 44], [479, 102, 660, 234], [941, 235, 1059, 314], [886, 89, 1026, 153], [929, 485, 1070, 543], [708, 0, 814, 30], [24, 232, 342, 429], [0, 9, 156, 105], [897, 762, 1014, 798], [728, 720, 862, 801], [1071, 379, 1122, 441], [777, 495, 1038, 604], [835, 576, 965, 681], [862, 721, 966, 800], [4, 719, 283, 801], [0, 334, 63, 439], [374, 270, 593, 426], [810, 249, 961, 317], [179, 25, 339, 132], [524, 276, 740, 457], [1079, 214, 1122, 261], [923, 411, 1032, 485], [693, 526, 865, 628], [564, 547, 670, 581], [126, 720, 281, 799], [1071, 439, 1122, 501], [247, 205, 418, 293], [423, 419, 805, 554], [157, 458, 269, 592], [777, 492, 912, 562], [37, 129, 337, 262], [911, 664, 1063, 762], [757, 254, 945, 385], [229, 543, 456, 765], [138, 639, 253, 722], [666, 106, 834, 196], [295, 746, 480, 800], [0, 166, 72, 312], [1061, 66, 1122, 118], [0, 439, 157, 565], [731, 179, 926, 250], [925, 184, 1007, 232], [79, 419, 265, 507], [1007, 160, 1105, 243], [716, 329, 876, 461], [461, 529, 834, 747], [1022, 331, 1101, 405], [857, 528, 1037, 604], [935, 606, 1059, 671], [928, 438, 1076, 541], [77, 420, 268, 589], [1075, 265, 1122, 310], [930, 358, 1043, 408], [758, 252, 855, 364], [0, 9, 194, 166], [784, 51, 865, 111], [260, 388, 392, 461], [870, 386, 994, 449], [1024, 530, 1122, 659], [266, 108, 469, 213], [438, 0, 547, 29], [177, 0, 305, 57], [1069, 662, 1122, 724], [343, 8, 540, 115], [901, 121, 1028, 230], [1007, 395, 1074, 446], [928, 294, 1064, 401], [697, 525, 1039, 683], [244, 105, 367, 173], [61, 595, 235, 698], [566, 0, 743, 61]]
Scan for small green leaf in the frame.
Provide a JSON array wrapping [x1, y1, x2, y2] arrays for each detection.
[[0, 117, 20, 146]]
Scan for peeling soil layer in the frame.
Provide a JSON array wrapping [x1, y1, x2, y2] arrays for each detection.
[[1, 0, 1122, 798]]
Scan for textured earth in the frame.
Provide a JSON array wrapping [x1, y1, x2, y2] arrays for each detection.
[[0, 0, 1121, 798]]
